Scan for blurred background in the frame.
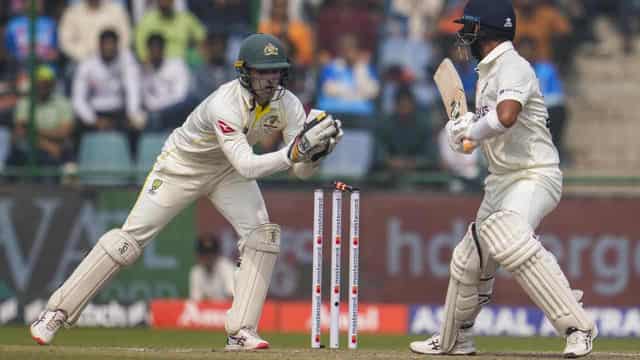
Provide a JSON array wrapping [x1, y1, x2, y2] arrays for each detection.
[[0, 0, 639, 339]]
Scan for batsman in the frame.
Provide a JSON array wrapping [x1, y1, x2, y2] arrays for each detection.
[[30, 33, 343, 350], [410, 0, 597, 358]]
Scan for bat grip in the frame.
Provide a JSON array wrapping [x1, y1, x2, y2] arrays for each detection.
[[462, 139, 476, 153]]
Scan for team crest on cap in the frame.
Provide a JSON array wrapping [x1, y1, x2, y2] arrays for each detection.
[[264, 42, 279, 56], [504, 17, 513, 28]]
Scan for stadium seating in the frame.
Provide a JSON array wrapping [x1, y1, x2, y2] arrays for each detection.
[[78, 132, 133, 186]]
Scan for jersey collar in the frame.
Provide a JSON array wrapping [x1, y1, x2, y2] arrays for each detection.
[[476, 41, 514, 74]]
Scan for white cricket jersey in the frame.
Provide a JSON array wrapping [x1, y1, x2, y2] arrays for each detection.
[[162, 79, 305, 179], [475, 42, 559, 175]]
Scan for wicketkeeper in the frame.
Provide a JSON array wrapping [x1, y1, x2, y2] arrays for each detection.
[[410, 0, 597, 358], [31, 33, 343, 350]]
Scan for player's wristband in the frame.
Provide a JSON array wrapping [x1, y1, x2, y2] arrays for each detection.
[[467, 109, 507, 141]]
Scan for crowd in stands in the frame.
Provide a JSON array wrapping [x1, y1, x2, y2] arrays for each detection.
[[0, 0, 638, 188]]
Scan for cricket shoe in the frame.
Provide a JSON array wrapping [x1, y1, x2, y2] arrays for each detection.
[[563, 325, 598, 358], [409, 328, 476, 355], [30, 309, 67, 345], [225, 327, 270, 350]]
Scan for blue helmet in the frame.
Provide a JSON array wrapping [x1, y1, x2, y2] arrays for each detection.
[[455, 0, 516, 45]]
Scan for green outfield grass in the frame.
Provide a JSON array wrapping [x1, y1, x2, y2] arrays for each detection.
[[1, 326, 638, 359]]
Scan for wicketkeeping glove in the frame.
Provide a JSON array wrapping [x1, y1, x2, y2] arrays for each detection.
[[287, 112, 338, 163], [310, 119, 343, 161]]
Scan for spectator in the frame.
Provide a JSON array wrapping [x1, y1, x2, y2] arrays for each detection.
[[378, 17, 435, 114], [141, 33, 191, 131], [0, 57, 15, 172], [130, 0, 188, 24], [135, 0, 206, 63], [513, 0, 571, 65], [315, 0, 382, 58], [5, 0, 58, 68], [618, 0, 640, 54], [316, 33, 380, 126], [283, 59, 315, 111], [375, 87, 437, 173], [187, 0, 251, 34], [72, 30, 144, 137], [9, 65, 74, 181], [387, 0, 444, 40], [59, 0, 131, 63], [190, 31, 235, 102], [189, 234, 235, 301], [517, 37, 569, 165], [258, 0, 314, 66]]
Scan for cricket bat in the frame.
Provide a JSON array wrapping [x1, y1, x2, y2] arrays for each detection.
[[433, 58, 476, 153]]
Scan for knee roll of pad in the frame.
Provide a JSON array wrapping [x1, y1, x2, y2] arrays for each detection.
[[478, 210, 541, 271], [99, 229, 143, 266], [243, 223, 281, 254]]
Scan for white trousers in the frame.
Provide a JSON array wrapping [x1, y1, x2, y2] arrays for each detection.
[[123, 150, 270, 248], [475, 167, 562, 283]]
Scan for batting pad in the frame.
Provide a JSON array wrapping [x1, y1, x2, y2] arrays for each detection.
[[440, 224, 481, 353], [225, 223, 280, 334], [47, 229, 142, 325], [479, 210, 594, 335]]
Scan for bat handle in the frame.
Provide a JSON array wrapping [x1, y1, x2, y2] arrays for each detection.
[[462, 139, 476, 154]]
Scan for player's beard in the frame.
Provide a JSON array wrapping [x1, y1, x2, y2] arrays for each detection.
[[252, 79, 278, 105]]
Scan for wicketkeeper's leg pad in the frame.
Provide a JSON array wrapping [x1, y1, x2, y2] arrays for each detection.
[[225, 223, 280, 334], [440, 223, 483, 353], [479, 210, 594, 335], [47, 229, 142, 325]]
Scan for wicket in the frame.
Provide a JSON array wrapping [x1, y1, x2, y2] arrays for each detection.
[[311, 181, 360, 349]]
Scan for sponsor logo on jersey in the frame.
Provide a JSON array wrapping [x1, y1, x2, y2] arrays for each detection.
[[262, 115, 280, 130], [499, 88, 524, 96], [217, 120, 235, 134], [264, 42, 279, 56]]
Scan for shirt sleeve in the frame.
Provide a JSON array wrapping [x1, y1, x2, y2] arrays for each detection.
[[212, 104, 291, 179], [134, 17, 150, 61], [113, 4, 132, 48], [58, 97, 74, 126], [189, 267, 204, 301], [72, 61, 97, 125], [496, 60, 534, 106], [169, 60, 191, 105], [58, 8, 81, 62], [14, 99, 27, 124], [122, 52, 143, 117], [187, 13, 206, 44]]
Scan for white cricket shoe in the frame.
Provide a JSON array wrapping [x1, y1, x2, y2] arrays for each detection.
[[30, 310, 67, 345], [563, 325, 598, 358], [409, 328, 476, 355], [225, 327, 270, 350]]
